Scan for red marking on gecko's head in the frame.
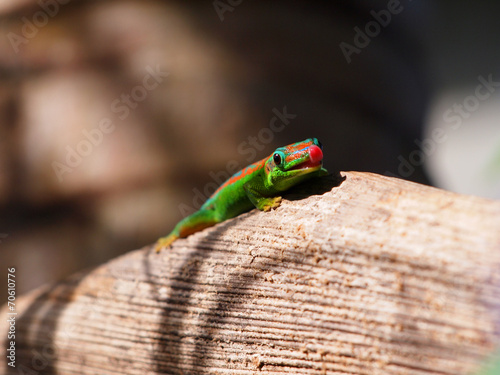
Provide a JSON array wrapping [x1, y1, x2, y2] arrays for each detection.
[[308, 145, 323, 164], [282, 138, 324, 171]]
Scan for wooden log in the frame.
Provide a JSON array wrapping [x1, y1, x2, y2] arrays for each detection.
[[1, 172, 500, 375]]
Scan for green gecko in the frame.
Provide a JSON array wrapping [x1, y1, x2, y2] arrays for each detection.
[[155, 138, 328, 252]]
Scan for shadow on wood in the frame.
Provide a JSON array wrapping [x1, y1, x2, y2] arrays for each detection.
[[1, 172, 500, 374]]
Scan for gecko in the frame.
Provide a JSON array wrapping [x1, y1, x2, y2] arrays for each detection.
[[155, 137, 328, 252]]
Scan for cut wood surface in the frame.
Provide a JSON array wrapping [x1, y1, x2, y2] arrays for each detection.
[[1, 172, 500, 375]]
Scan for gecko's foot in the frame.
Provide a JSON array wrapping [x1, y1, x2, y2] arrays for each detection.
[[261, 196, 282, 211], [154, 234, 178, 253]]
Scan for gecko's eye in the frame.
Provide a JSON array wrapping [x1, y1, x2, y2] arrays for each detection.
[[273, 153, 282, 166]]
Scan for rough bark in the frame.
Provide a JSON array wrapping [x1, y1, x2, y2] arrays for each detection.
[[1, 172, 500, 375]]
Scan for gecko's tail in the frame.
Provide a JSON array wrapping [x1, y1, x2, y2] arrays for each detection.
[[154, 234, 178, 253], [154, 210, 220, 253]]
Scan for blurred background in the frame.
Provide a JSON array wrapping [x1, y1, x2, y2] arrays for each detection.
[[0, 0, 499, 301]]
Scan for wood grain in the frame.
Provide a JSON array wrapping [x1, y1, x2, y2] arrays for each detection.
[[1, 172, 500, 374]]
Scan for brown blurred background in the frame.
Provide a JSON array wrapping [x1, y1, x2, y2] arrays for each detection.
[[1, 1, 499, 302]]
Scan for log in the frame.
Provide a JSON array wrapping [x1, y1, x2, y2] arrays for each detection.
[[1, 172, 500, 375]]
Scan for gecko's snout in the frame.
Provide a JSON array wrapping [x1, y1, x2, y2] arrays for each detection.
[[308, 145, 323, 163]]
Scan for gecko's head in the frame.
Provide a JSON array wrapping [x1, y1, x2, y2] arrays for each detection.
[[265, 137, 326, 191]]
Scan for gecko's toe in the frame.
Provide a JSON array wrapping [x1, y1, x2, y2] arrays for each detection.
[[270, 196, 282, 209], [262, 196, 282, 211]]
